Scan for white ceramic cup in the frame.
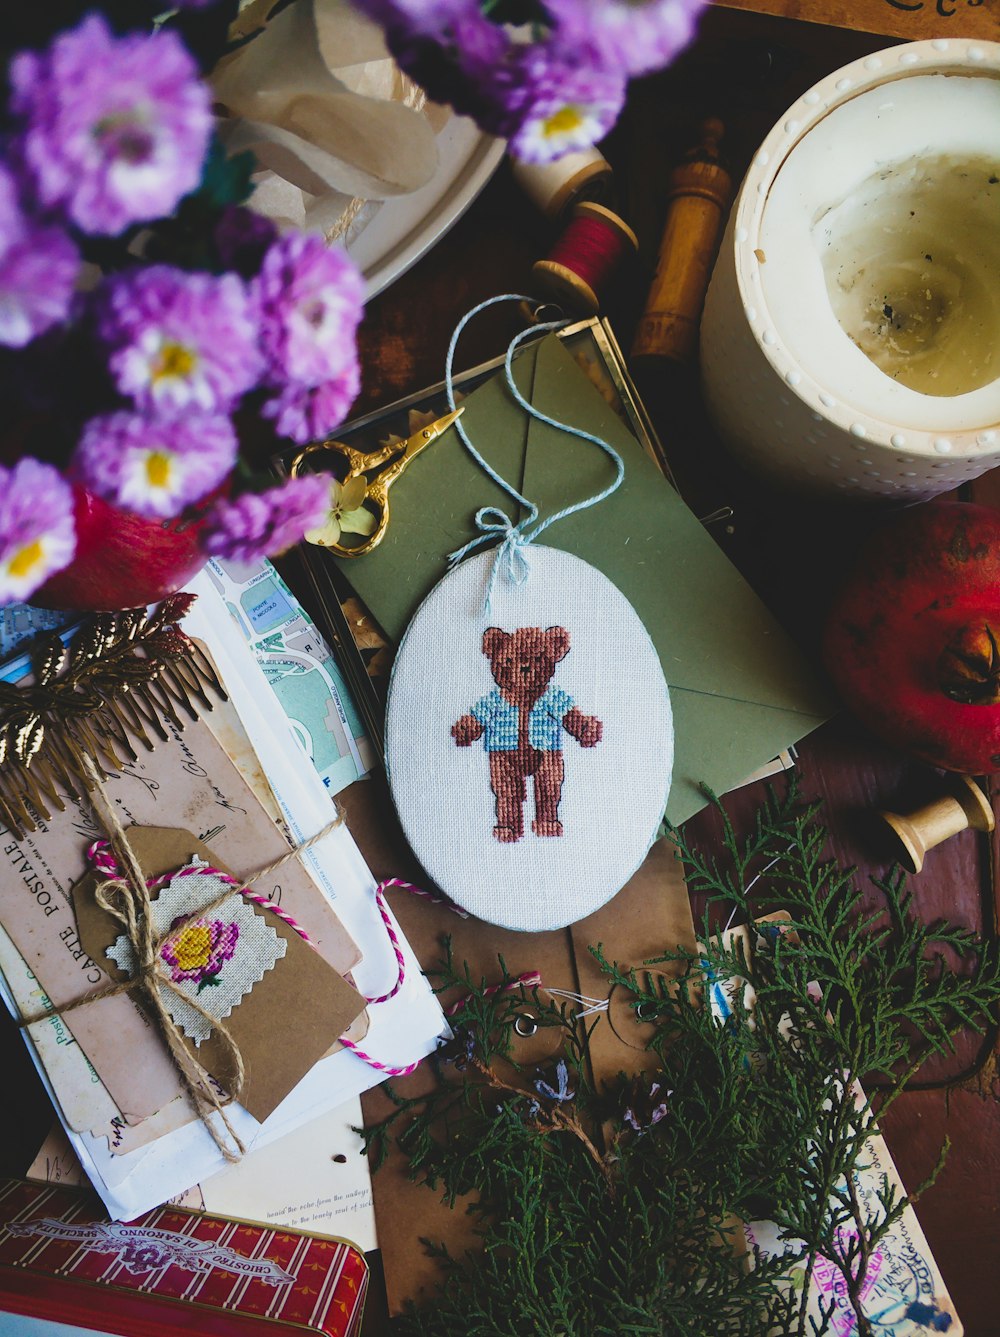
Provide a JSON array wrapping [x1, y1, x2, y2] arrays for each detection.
[[701, 38, 1000, 501]]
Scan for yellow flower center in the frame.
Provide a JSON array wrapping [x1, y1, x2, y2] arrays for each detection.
[[144, 451, 173, 489], [171, 922, 213, 972], [543, 105, 584, 138], [8, 540, 44, 580], [153, 342, 196, 383]]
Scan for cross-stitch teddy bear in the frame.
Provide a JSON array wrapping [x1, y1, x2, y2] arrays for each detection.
[[452, 626, 603, 843]]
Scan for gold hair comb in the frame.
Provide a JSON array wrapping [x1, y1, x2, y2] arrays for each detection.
[[0, 593, 225, 835]]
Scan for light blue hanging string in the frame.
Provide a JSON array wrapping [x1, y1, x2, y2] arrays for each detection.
[[445, 294, 625, 612]]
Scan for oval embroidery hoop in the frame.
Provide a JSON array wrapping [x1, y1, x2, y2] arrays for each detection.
[[384, 296, 674, 932]]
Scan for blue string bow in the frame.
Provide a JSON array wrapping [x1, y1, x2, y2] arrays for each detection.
[[444, 294, 624, 612]]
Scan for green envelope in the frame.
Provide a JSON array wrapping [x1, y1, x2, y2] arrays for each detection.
[[332, 333, 833, 827]]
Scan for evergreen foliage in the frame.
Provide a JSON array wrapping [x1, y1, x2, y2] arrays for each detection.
[[364, 782, 1000, 1335]]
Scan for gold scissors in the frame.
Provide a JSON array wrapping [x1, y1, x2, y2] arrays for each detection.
[[290, 407, 464, 558]]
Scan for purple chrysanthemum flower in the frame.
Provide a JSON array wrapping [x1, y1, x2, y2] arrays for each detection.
[[10, 14, 212, 235], [0, 166, 79, 348], [376, 6, 517, 137], [0, 229, 80, 347], [356, 0, 476, 39], [0, 457, 76, 604], [261, 362, 362, 445], [96, 265, 262, 414], [253, 234, 364, 390], [202, 474, 332, 563], [73, 410, 238, 519], [449, 9, 511, 71], [0, 166, 27, 246], [214, 205, 278, 279], [507, 54, 626, 164], [545, 0, 705, 78]]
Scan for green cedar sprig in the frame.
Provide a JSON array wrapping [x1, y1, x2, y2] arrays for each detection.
[[365, 780, 999, 1335]]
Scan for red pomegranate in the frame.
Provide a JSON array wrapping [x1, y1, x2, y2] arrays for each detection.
[[823, 501, 1000, 774]]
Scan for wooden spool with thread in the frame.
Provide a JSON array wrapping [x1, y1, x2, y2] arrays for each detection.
[[532, 201, 638, 316], [880, 776, 995, 873], [511, 146, 615, 224]]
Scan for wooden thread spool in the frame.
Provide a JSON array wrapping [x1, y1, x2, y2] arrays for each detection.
[[631, 118, 734, 366], [880, 776, 995, 874], [511, 146, 615, 224], [532, 201, 638, 316]]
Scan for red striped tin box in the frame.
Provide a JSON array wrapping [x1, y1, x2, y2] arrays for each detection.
[[0, 1178, 368, 1336]]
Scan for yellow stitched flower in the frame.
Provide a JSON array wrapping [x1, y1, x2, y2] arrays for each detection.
[[162, 916, 239, 992]]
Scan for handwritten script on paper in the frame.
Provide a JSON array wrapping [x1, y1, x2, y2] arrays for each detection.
[[710, 0, 997, 38], [0, 705, 362, 1124], [882, 0, 984, 14]]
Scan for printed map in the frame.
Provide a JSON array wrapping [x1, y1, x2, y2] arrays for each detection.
[[206, 558, 373, 795], [0, 605, 74, 664]]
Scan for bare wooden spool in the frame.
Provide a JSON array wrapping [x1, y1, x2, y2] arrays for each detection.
[[880, 776, 995, 874], [631, 117, 734, 366]]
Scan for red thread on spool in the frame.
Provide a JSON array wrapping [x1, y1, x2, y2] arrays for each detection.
[[532, 201, 638, 315]]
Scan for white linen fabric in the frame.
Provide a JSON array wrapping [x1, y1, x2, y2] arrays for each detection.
[[386, 545, 673, 931]]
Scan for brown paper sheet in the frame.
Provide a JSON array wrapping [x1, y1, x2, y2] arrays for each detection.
[[72, 827, 366, 1124], [350, 777, 696, 1315]]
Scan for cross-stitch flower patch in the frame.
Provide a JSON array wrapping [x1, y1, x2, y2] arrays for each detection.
[[106, 857, 287, 1045], [385, 545, 673, 931], [161, 915, 240, 991]]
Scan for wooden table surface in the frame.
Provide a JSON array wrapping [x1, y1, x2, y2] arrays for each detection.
[[3, 7, 997, 1334], [354, 10, 1000, 1330]]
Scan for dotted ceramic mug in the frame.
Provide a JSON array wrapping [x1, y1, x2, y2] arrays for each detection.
[[700, 38, 1000, 501]]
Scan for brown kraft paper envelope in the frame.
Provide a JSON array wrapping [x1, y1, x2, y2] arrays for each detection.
[[72, 826, 366, 1124], [349, 776, 696, 1315], [0, 704, 363, 1124]]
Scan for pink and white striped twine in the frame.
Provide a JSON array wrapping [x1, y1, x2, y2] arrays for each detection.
[[84, 844, 457, 1078]]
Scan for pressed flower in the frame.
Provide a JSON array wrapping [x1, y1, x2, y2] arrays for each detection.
[[305, 475, 377, 548], [202, 474, 332, 564], [253, 233, 364, 389], [97, 265, 262, 414], [508, 56, 625, 164], [545, 0, 705, 78], [260, 361, 362, 445], [73, 410, 238, 519], [622, 1079, 671, 1134], [534, 1059, 575, 1103], [0, 457, 76, 604], [10, 14, 212, 235]]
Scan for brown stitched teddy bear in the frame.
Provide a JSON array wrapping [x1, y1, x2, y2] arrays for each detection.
[[452, 626, 603, 843]]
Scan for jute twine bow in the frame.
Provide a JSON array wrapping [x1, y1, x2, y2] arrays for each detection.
[[19, 753, 345, 1162]]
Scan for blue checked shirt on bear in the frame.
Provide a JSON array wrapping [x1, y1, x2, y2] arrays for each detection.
[[470, 686, 574, 751]]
